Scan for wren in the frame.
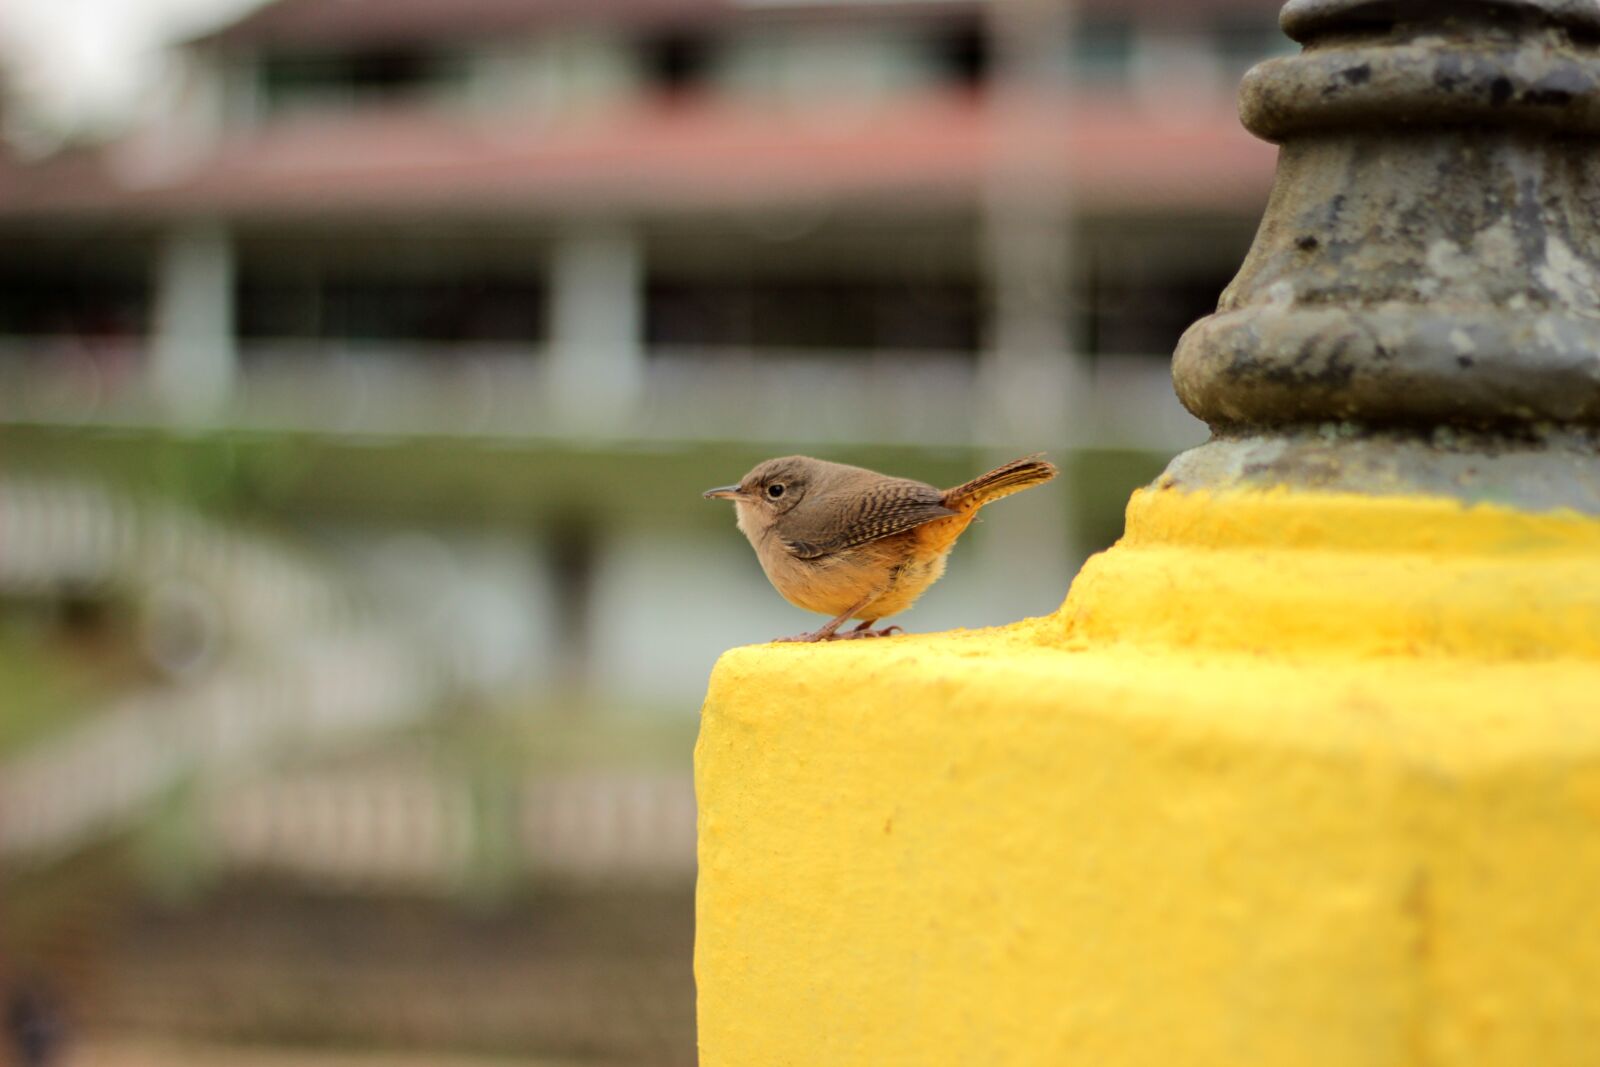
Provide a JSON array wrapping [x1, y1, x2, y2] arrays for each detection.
[[705, 454, 1058, 643]]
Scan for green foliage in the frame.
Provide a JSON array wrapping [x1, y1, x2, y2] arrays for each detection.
[[0, 424, 1169, 544], [1067, 448, 1171, 553], [0, 615, 133, 757]]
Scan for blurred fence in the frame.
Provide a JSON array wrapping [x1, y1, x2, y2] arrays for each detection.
[[0, 337, 1202, 449], [214, 769, 696, 889], [0, 476, 454, 862], [0, 475, 697, 891]]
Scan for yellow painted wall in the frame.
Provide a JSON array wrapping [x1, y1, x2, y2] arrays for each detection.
[[696, 485, 1600, 1066]]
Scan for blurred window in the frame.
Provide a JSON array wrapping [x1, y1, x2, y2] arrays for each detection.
[[646, 279, 979, 353], [0, 266, 147, 339], [643, 31, 716, 94], [933, 19, 991, 88], [238, 274, 546, 346], [1212, 15, 1295, 82], [715, 26, 945, 104], [257, 48, 470, 114], [1085, 267, 1232, 361], [466, 32, 639, 117], [1067, 17, 1136, 86]]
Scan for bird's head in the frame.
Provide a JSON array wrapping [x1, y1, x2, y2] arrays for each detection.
[[703, 456, 816, 539]]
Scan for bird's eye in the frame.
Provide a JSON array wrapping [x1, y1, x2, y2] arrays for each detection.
[[767, 483, 785, 499]]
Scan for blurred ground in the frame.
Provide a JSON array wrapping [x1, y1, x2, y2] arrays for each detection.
[[12, 874, 696, 1066], [73, 1039, 596, 1066]]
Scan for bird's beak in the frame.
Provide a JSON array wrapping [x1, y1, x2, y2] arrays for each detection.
[[703, 485, 742, 501]]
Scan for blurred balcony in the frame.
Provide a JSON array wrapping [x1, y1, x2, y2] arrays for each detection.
[[0, 338, 1204, 451]]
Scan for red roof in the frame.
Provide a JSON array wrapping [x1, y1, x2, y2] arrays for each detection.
[[0, 92, 1275, 222]]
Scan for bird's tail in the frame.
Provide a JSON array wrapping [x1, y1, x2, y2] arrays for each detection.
[[942, 454, 1058, 511]]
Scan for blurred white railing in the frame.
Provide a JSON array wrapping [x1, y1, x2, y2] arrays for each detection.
[[0, 476, 696, 885], [0, 476, 456, 861], [213, 768, 696, 890], [0, 337, 1206, 450]]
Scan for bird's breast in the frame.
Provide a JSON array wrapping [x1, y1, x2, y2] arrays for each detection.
[[754, 540, 891, 617], [859, 544, 951, 619]]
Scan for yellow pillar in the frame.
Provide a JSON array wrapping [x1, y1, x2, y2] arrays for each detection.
[[696, 1, 1600, 1062], [697, 486, 1600, 1066]]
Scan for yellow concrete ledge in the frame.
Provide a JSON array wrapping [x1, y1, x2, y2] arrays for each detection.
[[1061, 486, 1600, 659], [696, 486, 1600, 1067]]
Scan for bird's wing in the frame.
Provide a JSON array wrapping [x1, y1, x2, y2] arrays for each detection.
[[782, 480, 957, 559]]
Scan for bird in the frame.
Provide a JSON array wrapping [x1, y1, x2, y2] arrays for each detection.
[[704, 454, 1058, 643]]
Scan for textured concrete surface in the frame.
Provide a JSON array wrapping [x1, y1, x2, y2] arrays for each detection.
[[697, 484, 1600, 1066]]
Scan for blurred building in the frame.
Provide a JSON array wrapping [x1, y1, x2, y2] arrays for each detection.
[[0, 0, 1279, 432], [0, 1, 1290, 1060], [0, 0, 1283, 698]]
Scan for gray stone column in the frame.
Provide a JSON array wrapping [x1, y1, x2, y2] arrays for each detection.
[[1169, 0, 1600, 511]]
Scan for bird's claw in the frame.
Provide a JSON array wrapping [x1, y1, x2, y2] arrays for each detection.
[[841, 625, 902, 639], [772, 624, 904, 644]]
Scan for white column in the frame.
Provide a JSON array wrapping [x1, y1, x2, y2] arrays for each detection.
[[975, 0, 1084, 609], [1131, 23, 1225, 107], [150, 220, 236, 421], [545, 225, 645, 430]]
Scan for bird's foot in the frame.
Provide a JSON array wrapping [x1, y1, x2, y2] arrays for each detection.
[[771, 624, 903, 643], [772, 630, 828, 643], [839, 624, 903, 640]]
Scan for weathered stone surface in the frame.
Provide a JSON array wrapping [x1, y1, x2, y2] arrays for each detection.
[[1165, 429, 1600, 511], [1174, 0, 1600, 459], [1281, 0, 1600, 43]]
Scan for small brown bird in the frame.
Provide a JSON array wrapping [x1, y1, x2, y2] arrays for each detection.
[[705, 454, 1057, 643]]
